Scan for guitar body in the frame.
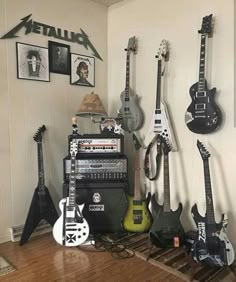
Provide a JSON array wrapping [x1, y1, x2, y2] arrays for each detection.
[[20, 186, 58, 245], [123, 193, 152, 232], [53, 197, 89, 247], [185, 80, 221, 134], [119, 88, 144, 132], [150, 196, 184, 248], [191, 204, 235, 266]]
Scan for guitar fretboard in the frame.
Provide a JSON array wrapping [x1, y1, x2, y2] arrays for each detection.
[[198, 34, 207, 92], [125, 52, 130, 98], [163, 154, 171, 212], [156, 60, 162, 109], [134, 150, 141, 201], [68, 155, 76, 207], [203, 159, 215, 224], [37, 142, 45, 191]]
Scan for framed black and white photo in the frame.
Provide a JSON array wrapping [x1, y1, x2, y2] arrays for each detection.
[[16, 42, 50, 82], [70, 53, 95, 87], [48, 41, 70, 75]]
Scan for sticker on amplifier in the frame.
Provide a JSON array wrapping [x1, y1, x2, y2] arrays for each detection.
[[89, 205, 104, 211]]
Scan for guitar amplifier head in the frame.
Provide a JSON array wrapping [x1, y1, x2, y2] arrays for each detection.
[[63, 154, 128, 183], [63, 182, 128, 234], [68, 133, 124, 154]]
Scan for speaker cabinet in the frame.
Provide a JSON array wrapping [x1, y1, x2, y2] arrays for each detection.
[[63, 182, 128, 234]]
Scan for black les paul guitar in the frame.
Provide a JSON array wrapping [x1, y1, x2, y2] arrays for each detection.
[[191, 141, 234, 266], [185, 14, 222, 134], [20, 125, 58, 245], [149, 138, 184, 248]]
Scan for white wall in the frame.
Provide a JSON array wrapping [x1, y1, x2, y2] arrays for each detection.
[[0, 0, 108, 243], [108, 0, 236, 247]]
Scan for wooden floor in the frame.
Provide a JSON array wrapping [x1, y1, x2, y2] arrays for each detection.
[[0, 233, 184, 282]]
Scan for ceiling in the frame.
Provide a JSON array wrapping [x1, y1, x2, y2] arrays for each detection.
[[90, 0, 125, 7]]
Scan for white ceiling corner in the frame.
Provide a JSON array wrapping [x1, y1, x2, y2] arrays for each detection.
[[90, 0, 125, 7]]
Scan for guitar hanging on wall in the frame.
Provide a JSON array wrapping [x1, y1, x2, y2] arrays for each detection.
[[20, 125, 58, 246], [191, 141, 234, 266], [149, 137, 184, 248], [123, 134, 152, 232], [119, 36, 144, 132], [53, 138, 90, 247], [144, 39, 177, 151], [185, 14, 222, 134]]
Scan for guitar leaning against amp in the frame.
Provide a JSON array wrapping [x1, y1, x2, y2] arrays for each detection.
[[191, 141, 234, 266], [20, 125, 58, 246], [53, 139, 90, 247], [123, 134, 152, 232], [185, 14, 222, 134], [149, 137, 184, 248]]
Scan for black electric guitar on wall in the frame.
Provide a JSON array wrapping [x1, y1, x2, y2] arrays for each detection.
[[191, 141, 234, 266], [149, 138, 184, 248], [20, 125, 58, 246], [119, 36, 144, 132], [185, 14, 222, 134]]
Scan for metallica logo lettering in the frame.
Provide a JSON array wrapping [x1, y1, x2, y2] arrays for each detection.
[[1, 14, 103, 61]]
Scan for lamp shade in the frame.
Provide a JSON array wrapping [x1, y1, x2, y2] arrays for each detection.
[[76, 92, 107, 117]]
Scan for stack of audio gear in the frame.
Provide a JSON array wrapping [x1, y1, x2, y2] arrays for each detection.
[[63, 131, 129, 234]]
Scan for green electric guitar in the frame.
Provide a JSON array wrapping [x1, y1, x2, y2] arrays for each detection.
[[123, 134, 152, 232]]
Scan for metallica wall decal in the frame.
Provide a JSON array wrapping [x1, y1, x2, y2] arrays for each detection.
[[1, 14, 103, 61], [16, 42, 50, 82]]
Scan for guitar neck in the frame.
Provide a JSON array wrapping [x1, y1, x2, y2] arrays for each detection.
[[134, 150, 141, 201], [198, 34, 207, 91], [203, 159, 215, 224], [37, 142, 45, 190], [68, 155, 77, 207], [163, 154, 171, 212], [125, 52, 130, 98], [156, 60, 162, 109]]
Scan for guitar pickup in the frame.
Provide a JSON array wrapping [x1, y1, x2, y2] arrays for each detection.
[[195, 103, 206, 110], [196, 91, 206, 97]]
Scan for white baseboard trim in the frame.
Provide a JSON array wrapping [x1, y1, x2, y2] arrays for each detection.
[[0, 232, 11, 244]]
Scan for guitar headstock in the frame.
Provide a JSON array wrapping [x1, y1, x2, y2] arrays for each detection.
[[162, 137, 171, 155], [198, 14, 213, 36], [197, 140, 210, 160], [70, 139, 78, 157], [132, 133, 142, 151], [33, 125, 46, 142], [125, 36, 136, 54], [156, 39, 169, 61]]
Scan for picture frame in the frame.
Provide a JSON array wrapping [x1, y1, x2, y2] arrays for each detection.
[[48, 41, 70, 75], [16, 42, 50, 82], [70, 53, 95, 87]]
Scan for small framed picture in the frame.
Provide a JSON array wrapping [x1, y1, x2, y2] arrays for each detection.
[[48, 41, 70, 75], [70, 53, 95, 87], [16, 42, 50, 82]]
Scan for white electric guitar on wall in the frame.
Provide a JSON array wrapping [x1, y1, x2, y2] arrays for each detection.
[[53, 139, 90, 247], [144, 40, 177, 151]]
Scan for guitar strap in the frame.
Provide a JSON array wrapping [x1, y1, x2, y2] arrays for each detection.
[[144, 134, 162, 181]]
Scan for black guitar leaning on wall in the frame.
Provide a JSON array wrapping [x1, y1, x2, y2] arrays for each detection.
[[149, 137, 184, 248], [185, 14, 222, 134], [20, 125, 58, 246], [191, 140, 235, 267]]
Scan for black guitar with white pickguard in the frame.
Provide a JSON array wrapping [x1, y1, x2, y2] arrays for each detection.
[[20, 125, 58, 245], [149, 137, 184, 248], [119, 36, 144, 132], [185, 14, 222, 134], [53, 138, 90, 247], [191, 140, 234, 266]]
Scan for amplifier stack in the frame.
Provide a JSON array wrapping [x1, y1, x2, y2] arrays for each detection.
[[63, 132, 128, 234]]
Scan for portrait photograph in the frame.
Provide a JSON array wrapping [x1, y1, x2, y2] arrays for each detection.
[[70, 53, 95, 87], [49, 41, 70, 75], [16, 42, 50, 82]]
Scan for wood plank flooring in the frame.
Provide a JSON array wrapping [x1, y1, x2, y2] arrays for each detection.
[[0, 233, 184, 281]]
